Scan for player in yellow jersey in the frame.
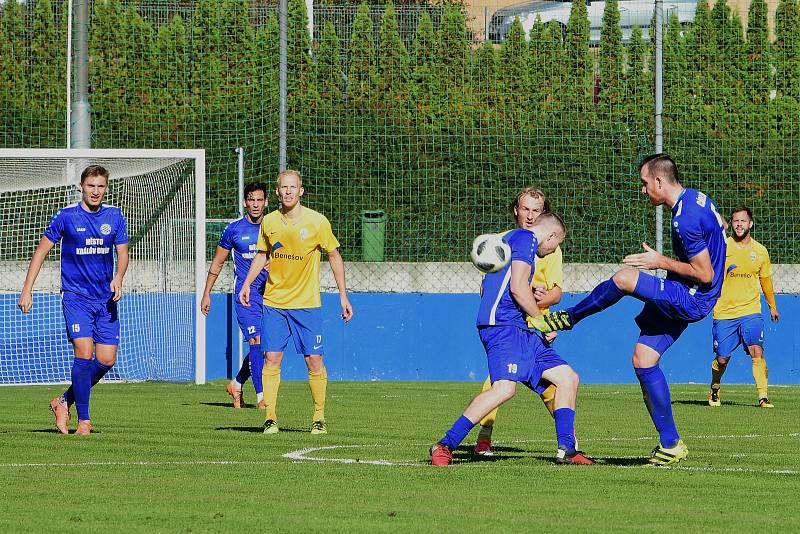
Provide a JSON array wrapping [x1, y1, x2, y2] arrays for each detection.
[[473, 187, 566, 456], [239, 170, 353, 434], [708, 207, 779, 408]]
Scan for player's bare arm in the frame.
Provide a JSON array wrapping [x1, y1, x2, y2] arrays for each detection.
[[760, 276, 779, 322], [327, 248, 353, 322], [201, 246, 231, 315], [239, 250, 269, 307], [18, 236, 55, 313], [533, 284, 562, 309], [510, 260, 542, 319], [624, 242, 714, 284], [110, 243, 129, 302]]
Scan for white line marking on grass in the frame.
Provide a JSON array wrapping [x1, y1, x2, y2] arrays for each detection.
[[284, 445, 420, 466], [638, 465, 798, 476], [502, 432, 799, 445], [0, 460, 283, 469]]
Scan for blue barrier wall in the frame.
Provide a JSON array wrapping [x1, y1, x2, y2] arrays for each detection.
[[207, 293, 800, 384]]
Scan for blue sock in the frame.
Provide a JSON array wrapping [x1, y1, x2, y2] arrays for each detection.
[[635, 365, 680, 448], [235, 355, 251, 385], [568, 278, 625, 324], [63, 360, 112, 406], [248, 345, 264, 395], [440, 415, 476, 451], [71, 358, 93, 421], [554, 408, 577, 452]]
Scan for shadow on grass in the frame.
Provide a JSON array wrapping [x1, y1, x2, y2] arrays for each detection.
[[594, 456, 648, 466], [30, 428, 102, 434], [216, 426, 308, 433], [672, 399, 754, 407]]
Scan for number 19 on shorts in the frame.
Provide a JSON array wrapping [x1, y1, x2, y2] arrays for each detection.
[[507, 363, 517, 374]]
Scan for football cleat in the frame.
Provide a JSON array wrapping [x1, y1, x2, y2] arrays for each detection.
[[474, 437, 493, 457], [648, 439, 688, 466], [75, 420, 93, 436], [430, 442, 453, 466], [50, 397, 70, 435], [759, 398, 774, 409], [263, 419, 279, 434], [226, 382, 244, 409], [311, 420, 328, 435], [708, 388, 721, 407], [527, 310, 574, 334], [555, 448, 596, 465]]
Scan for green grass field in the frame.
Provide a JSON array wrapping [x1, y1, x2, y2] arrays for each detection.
[[1, 381, 798, 532]]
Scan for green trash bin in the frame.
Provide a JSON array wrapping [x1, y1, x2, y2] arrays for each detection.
[[361, 210, 387, 261]]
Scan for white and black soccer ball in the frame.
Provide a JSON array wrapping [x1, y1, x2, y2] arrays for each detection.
[[470, 233, 511, 274]]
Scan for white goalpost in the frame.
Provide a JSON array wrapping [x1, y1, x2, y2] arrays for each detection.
[[0, 148, 206, 385]]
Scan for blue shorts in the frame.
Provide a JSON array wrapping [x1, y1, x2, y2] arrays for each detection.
[[235, 300, 263, 341], [62, 291, 120, 345], [262, 306, 323, 355], [478, 326, 568, 394], [713, 314, 764, 357], [633, 273, 708, 355]]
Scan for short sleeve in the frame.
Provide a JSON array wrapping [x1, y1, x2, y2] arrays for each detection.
[[256, 218, 272, 252], [115, 209, 129, 245], [318, 217, 340, 252], [42, 209, 65, 244], [676, 214, 707, 258], [507, 229, 536, 265], [542, 246, 564, 288], [218, 222, 235, 250]]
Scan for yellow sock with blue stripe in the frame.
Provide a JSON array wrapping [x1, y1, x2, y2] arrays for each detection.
[[309, 367, 327, 422], [262, 365, 281, 421]]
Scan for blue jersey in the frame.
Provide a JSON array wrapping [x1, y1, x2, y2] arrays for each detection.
[[219, 216, 268, 303], [669, 188, 727, 311], [43, 203, 128, 301], [476, 229, 538, 328]]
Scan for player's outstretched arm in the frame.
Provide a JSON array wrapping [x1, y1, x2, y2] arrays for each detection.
[[201, 246, 231, 315], [110, 243, 129, 302], [327, 248, 353, 322], [624, 242, 714, 284], [760, 276, 779, 322], [18, 237, 55, 313], [239, 250, 268, 307]]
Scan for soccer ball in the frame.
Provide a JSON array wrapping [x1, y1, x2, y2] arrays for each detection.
[[470, 233, 511, 274]]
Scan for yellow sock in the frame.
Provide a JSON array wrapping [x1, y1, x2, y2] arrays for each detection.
[[711, 358, 727, 389], [540, 384, 557, 418], [308, 367, 327, 422], [478, 376, 497, 430], [752, 358, 769, 399], [262, 365, 281, 421]]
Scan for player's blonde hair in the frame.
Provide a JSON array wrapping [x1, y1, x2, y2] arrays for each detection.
[[276, 169, 303, 189], [509, 187, 551, 216]]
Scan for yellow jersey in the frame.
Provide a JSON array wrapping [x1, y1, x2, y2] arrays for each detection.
[[532, 245, 563, 313], [256, 207, 340, 309], [712, 236, 772, 320]]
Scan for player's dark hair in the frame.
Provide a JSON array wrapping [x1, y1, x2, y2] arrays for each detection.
[[244, 182, 268, 198], [509, 187, 551, 216], [80, 165, 110, 184], [638, 153, 680, 185], [731, 206, 753, 221], [536, 212, 567, 236]]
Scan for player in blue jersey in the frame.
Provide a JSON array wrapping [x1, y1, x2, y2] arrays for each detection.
[[431, 211, 595, 466], [18, 165, 129, 436], [201, 182, 269, 409], [530, 153, 727, 465]]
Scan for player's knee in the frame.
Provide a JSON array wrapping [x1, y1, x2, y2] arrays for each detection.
[[612, 269, 638, 293], [715, 355, 730, 365], [748, 347, 764, 359], [492, 381, 516, 402]]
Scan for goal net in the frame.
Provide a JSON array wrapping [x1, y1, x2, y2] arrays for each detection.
[[0, 149, 206, 385]]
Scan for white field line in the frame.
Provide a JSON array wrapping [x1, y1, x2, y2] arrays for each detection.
[[0, 460, 282, 468]]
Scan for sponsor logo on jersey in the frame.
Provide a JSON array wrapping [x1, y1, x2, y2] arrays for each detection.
[[273, 250, 304, 261], [76, 227, 86, 232]]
